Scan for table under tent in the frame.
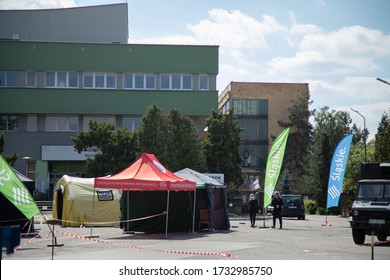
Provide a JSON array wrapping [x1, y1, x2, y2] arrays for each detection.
[[174, 168, 230, 231], [94, 153, 196, 237]]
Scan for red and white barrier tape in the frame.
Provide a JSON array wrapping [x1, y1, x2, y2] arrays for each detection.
[[56, 230, 233, 258], [16, 234, 42, 250]]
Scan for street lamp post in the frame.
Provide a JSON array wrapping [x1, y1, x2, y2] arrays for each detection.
[[376, 77, 390, 86], [351, 108, 367, 162]]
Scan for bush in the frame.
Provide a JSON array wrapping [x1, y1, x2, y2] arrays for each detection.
[[316, 206, 325, 215], [304, 199, 317, 214]]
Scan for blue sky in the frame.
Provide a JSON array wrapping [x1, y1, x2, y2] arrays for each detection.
[[1, 0, 389, 140]]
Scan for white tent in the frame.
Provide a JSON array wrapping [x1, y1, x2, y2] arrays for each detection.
[[52, 175, 121, 227]]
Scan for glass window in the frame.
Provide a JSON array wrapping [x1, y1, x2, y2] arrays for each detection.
[[183, 75, 192, 90], [234, 99, 268, 116], [134, 74, 144, 89], [95, 73, 105, 88], [69, 72, 78, 88], [46, 72, 55, 87], [27, 115, 37, 131], [172, 74, 181, 89], [199, 75, 208, 90], [0, 71, 16, 87], [0, 116, 7, 130], [161, 75, 170, 89], [27, 72, 36, 87], [83, 73, 93, 88], [57, 72, 67, 87], [124, 74, 133, 89], [0, 71, 5, 86], [106, 73, 116, 88], [123, 117, 142, 132], [45, 116, 79, 132], [145, 74, 155, 89]]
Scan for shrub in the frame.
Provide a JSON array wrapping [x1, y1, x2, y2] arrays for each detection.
[[304, 199, 317, 214]]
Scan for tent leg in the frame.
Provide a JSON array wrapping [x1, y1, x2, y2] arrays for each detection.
[[192, 190, 196, 234], [165, 191, 170, 239], [85, 188, 99, 238]]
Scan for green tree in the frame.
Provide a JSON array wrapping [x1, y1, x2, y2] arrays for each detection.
[[203, 110, 245, 199], [165, 109, 206, 172], [374, 111, 390, 162], [344, 140, 375, 194], [0, 133, 18, 166], [278, 93, 314, 194], [302, 107, 353, 208], [72, 120, 138, 177], [137, 105, 168, 163]]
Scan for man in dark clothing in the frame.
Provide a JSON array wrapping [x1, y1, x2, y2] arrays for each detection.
[[271, 191, 283, 229]]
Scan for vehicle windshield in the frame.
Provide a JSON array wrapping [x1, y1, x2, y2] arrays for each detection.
[[357, 183, 390, 200]]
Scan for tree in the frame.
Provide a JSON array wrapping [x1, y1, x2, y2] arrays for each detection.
[[302, 107, 353, 208], [0, 133, 18, 166], [278, 93, 314, 194], [137, 105, 205, 171], [137, 105, 168, 163], [72, 120, 138, 177], [374, 111, 390, 162], [165, 109, 206, 172], [203, 110, 245, 198]]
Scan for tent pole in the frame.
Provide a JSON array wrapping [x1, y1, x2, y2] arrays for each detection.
[[192, 190, 196, 233], [127, 191, 129, 232], [85, 187, 99, 237], [165, 190, 170, 239]]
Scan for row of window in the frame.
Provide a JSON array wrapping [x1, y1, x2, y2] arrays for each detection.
[[1, 115, 142, 132], [0, 70, 210, 90]]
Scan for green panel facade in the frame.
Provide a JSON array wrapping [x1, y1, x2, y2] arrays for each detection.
[[0, 41, 219, 73]]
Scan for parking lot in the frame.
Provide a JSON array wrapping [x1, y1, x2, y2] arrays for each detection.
[[3, 213, 389, 260]]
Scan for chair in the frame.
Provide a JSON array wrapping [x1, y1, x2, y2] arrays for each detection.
[[198, 210, 210, 232]]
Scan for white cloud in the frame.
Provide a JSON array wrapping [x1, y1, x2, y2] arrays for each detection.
[[0, 0, 76, 9]]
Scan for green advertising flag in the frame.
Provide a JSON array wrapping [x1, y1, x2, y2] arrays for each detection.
[[0, 155, 40, 219], [263, 127, 290, 209]]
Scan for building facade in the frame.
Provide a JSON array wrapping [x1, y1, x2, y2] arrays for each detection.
[[218, 82, 310, 188], [0, 4, 218, 199]]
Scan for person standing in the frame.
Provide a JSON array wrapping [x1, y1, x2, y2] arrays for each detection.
[[248, 193, 259, 227], [271, 191, 284, 229]]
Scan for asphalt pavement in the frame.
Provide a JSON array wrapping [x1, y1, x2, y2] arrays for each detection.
[[3, 213, 389, 260]]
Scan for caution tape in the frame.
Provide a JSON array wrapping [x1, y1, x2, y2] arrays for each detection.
[[16, 234, 42, 250], [37, 211, 167, 227], [56, 230, 233, 258]]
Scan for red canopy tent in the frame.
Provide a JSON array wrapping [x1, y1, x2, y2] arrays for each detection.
[[94, 153, 196, 237]]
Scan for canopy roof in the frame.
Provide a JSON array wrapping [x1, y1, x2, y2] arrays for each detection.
[[174, 168, 224, 189], [94, 153, 196, 191]]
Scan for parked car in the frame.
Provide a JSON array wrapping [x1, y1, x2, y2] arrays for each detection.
[[281, 194, 305, 220]]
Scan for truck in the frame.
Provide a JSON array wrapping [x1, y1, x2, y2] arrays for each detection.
[[350, 163, 390, 244]]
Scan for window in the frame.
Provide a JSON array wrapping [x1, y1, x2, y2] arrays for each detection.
[[123, 117, 142, 132], [124, 73, 155, 89], [83, 72, 116, 89], [83, 116, 116, 131], [45, 116, 79, 132], [0, 115, 18, 131], [199, 74, 209, 90], [160, 74, 192, 90], [160, 74, 170, 89], [0, 71, 17, 87], [124, 74, 133, 88], [233, 99, 268, 116], [26, 71, 36, 87], [45, 71, 78, 88], [27, 115, 37, 131], [183, 75, 192, 90]]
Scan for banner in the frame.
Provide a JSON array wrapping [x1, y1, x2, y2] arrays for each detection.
[[0, 155, 40, 219], [326, 134, 353, 209], [263, 127, 290, 208]]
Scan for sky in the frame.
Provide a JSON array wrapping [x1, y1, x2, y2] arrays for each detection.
[[1, 0, 390, 141]]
